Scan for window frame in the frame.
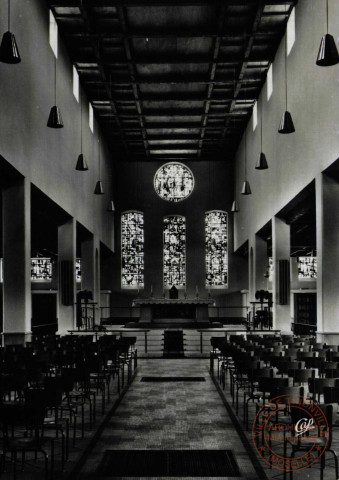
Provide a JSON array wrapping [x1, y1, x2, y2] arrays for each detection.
[[205, 210, 228, 289], [163, 214, 186, 290]]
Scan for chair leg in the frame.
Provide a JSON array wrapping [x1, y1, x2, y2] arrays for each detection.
[[329, 449, 339, 480], [13, 450, 17, 480], [21, 451, 25, 471], [50, 441, 54, 480], [290, 451, 295, 480], [73, 414, 77, 446], [320, 451, 325, 480], [82, 404, 85, 438]]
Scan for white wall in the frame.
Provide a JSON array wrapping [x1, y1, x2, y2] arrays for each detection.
[[233, 0, 339, 250], [0, 0, 114, 250]]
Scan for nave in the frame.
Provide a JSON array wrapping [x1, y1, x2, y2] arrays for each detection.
[[75, 359, 259, 479]]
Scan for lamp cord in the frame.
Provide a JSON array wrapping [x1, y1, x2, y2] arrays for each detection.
[[98, 140, 101, 181], [244, 127, 247, 181], [285, 8, 288, 110], [326, 0, 329, 34], [8, 0, 10, 31], [54, 58, 57, 106], [260, 96, 263, 151], [80, 88, 83, 152]]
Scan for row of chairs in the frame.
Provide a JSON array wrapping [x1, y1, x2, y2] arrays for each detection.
[[0, 333, 138, 479], [211, 333, 339, 480]]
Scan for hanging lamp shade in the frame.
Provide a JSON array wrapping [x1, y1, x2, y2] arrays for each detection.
[[231, 200, 239, 212], [278, 111, 295, 134], [107, 200, 115, 212], [316, 33, 339, 66], [255, 152, 268, 170], [94, 180, 104, 195], [75, 153, 88, 171], [0, 31, 20, 63], [47, 106, 63, 128], [241, 180, 252, 195]]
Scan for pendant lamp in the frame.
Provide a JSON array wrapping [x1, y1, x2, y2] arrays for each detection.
[[0, 0, 20, 64], [94, 140, 104, 195], [231, 200, 239, 212], [255, 99, 268, 170], [278, 15, 295, 134], [316, 0, 339, 66], [75, 89, 88, 171], [107, 200, 115, 212], [47, 58, 63, 128], [241, 130, 252, 195]]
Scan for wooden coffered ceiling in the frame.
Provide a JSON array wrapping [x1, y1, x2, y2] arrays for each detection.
[[47, 0, 297, 162]]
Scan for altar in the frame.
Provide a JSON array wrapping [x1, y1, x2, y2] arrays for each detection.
[[132, 298, 215, 323]]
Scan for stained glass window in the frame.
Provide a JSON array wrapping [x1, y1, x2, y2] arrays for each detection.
[[31, 258, 53, 282], [268, 257, 273, 281], [76, 258, 81, 283], [297, 256, 317, 280], [163, 216, 186, 288], [154, 162, 194, 202], [205, 211, 228, 287], [121, 211, 144, 288]]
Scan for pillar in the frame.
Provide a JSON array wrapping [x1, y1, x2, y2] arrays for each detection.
[[255, 234, 269, 292], [58, 218, 76, 334], [316, 173, 339, 336], [272, 216, 291, 332], [81, 235, 101, 325], [248, 235, 255, 302], [2, 178, 31, 344]]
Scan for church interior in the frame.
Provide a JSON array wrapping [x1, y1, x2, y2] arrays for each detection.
[[0, 0, 339, 478]]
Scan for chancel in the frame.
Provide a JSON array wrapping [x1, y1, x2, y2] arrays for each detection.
[[0, 1, 339, 479]]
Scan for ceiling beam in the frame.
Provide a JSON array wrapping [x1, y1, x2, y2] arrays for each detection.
[[61, 29, 281, 40], [117, 5, 151, 158], [222, 0, 267, 138], [49, 0, 297, 7], [77, 3, 131, 156]]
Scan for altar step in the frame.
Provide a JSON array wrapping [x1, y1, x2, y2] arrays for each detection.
[[120, 327, 245, 358]]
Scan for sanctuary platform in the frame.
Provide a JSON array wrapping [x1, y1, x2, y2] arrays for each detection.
[[132, 297, 215, 323]]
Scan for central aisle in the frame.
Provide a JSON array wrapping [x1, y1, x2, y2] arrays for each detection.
[[77, 359, 261, 479]]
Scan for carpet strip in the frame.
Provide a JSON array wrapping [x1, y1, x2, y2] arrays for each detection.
[[97, 449, 241, 477]]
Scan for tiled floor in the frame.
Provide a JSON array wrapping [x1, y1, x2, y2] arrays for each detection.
[[77, 359, 260, 479]]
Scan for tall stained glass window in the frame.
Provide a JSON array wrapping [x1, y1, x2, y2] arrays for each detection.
[[205, 211, 228, 287], [163, 215, 186, 288], [121, 211, 144, 288]]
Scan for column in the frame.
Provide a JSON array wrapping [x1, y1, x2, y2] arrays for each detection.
[[58, 218, 76, 334], [248, 235, 256, 302], [3, 178, 31, 344], [316, 173, 339, 336], [255, 234, 269, 292], [272, 216, 291, 331], [81, 235, 101, 325]]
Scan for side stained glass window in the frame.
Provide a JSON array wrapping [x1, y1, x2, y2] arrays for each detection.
[[121, 211, 144, 288], [163, 215, 186, 288], [205, 211, 228, 287]]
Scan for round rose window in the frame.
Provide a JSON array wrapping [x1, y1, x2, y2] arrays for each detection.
[[154, 162, 194, 202]]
